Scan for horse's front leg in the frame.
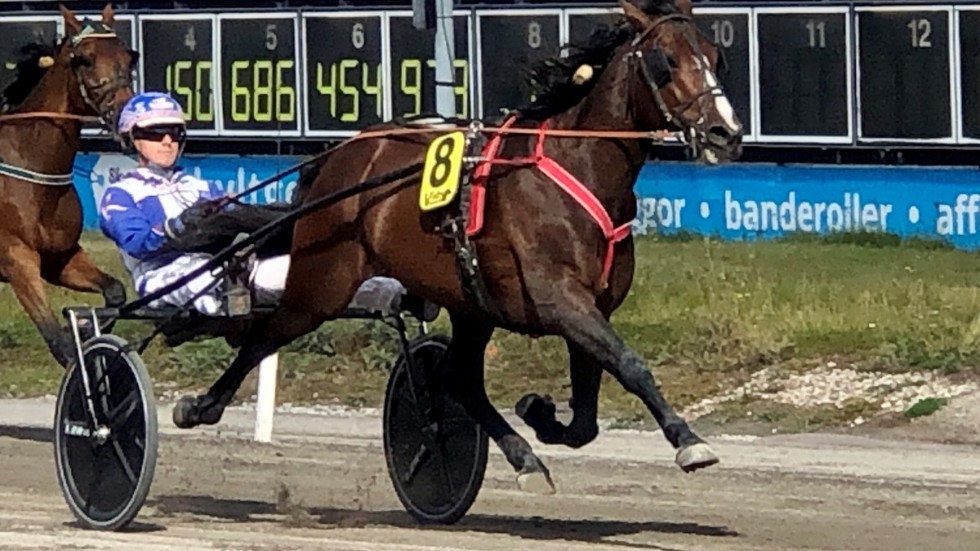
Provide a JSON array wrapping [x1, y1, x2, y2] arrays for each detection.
[[516, 266, 630, 450], [43, 245, 127, 308], [516, 341, 601, 448], [541, 289, 717, 472], [0, 243, 74, 367]]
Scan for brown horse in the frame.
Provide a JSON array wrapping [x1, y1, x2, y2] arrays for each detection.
[[0, 4, 135, 367], [174, 0, 742, 484]]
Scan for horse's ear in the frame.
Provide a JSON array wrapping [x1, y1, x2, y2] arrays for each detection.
[[675, 0, 693, 16], [618, 0, 651, 32], [59, 4, 83, 36], [101, 3, 116, 26]]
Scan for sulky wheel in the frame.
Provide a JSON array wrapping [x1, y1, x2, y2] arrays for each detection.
[[383, 333, 489, 524], [54, 335, 158, 531]]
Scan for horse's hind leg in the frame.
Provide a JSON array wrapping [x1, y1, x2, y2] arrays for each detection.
[[516, 341, 601, 448], [172, 301, 323, 428], [173, 242, 366, 428], [0, 244, 74, 367], [444, 314, 555, 493], [43, 245, 127, 307], [544, 297, 717, 472]]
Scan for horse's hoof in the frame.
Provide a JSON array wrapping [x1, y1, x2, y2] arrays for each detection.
[[174, 394, 225, 428], [515, 393, 556, 423], [103, 279, 128, 308], [516, 455, 556, 495], [173, 395, 200, 429], [675, 442, 719, 472], [517, 468, 557, 495]]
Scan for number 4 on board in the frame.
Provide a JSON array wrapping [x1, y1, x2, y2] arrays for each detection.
[[185, 26, 196, 51]]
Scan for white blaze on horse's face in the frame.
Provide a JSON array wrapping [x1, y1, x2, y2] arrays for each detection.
[[693, 54, 740, 134]]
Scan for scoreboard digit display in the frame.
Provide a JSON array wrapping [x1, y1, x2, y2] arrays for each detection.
[[0, 17, 58, 100], [217, 14, 300, 136], [140, 15, 217, 133], [755, 8, 850, 142], [477, 10, 560, 118], [388, 12, 471, 120], [1, 1, 968, 149], [303, 12, 384, 135], [694, 9, 753, 139], [958, 8, 980, 141], [857, 7, 953, 141]]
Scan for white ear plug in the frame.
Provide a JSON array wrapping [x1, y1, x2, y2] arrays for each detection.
[[572, 64, 594, 85]]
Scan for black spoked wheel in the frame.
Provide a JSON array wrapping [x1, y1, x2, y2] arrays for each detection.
[[383, 333, 489, 525], [54, 335, 158, 531]]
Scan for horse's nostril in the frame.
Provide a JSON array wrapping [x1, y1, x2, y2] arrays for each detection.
[[708, 125, 730, 138], [707, 125, 738, 145]]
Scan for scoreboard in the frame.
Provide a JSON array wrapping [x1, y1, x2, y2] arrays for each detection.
[[1, 2, 979, 147]]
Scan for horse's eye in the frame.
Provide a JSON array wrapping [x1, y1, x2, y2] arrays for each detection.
[[643, 49, 674, 88], [667, 56, 678, 70], [70, 54, 93, 68]]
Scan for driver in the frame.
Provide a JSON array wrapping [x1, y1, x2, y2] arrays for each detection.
[[99, 92, 290, 314]]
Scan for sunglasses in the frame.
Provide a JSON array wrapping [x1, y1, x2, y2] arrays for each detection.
[[132, 125, 187, 143]]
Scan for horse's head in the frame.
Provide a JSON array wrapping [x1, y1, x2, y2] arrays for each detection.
[[58, 4, 137, 134], [620, 0, 742, 164]]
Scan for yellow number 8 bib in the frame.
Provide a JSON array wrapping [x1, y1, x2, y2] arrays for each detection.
[[419, 131, 465, 211]]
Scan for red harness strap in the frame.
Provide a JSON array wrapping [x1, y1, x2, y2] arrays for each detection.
[[466, 117, 632, 290], [465, 116, 516, 238]]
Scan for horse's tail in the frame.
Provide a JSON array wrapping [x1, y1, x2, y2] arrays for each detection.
[[293, 148, 332, 205]]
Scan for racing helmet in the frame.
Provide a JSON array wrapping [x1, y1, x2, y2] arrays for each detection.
[[117, 91, 186, 136]]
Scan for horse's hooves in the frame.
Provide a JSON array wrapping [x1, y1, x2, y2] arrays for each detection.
[[103, 279, 128, 308], [514, 393, 541, 420], [517, 469, 557, 495], [515, 393, 556, 422], [675, 442, 719, 472], [174, 395, 225, 428], [172, 395, 200, 429], [516, 455, 556, 495]]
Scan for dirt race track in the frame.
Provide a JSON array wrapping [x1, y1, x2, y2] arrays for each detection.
[[0, 398, 978, 551]]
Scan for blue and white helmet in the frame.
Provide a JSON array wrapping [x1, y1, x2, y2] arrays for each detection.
[[117, 92, 186, 135]]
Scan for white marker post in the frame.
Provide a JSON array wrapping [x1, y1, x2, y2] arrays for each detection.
[[433, 0, 456, 118], [254, 353, 279, 443]]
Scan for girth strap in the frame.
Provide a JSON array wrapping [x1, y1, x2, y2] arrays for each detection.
[[0, 161, 73, 186]]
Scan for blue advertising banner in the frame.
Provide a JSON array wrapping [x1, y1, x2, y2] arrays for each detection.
[[71, 155, 980, 250], [73, 153, 304, 229], [632, 163, 980, 249]]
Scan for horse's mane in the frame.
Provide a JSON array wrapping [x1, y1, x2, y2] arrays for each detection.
[[517, 0, 682, 121], [290, 0, 682, 196], [1, 41, 58, 113]]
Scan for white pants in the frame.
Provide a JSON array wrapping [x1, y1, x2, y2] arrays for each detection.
[[138, 253, 407, 316]]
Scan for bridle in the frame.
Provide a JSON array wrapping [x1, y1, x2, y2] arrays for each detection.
[[624, 13, 736, 147], [0, 20, 134, 130], [0, 20, 134, 186], [67, 20, 135, 131]]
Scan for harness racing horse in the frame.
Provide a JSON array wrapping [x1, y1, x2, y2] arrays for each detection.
[[174, 0, 743, 485], [0, 5, 135, 368]]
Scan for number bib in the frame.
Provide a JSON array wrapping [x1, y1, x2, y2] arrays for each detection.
[[419, 132, 465, 211]]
